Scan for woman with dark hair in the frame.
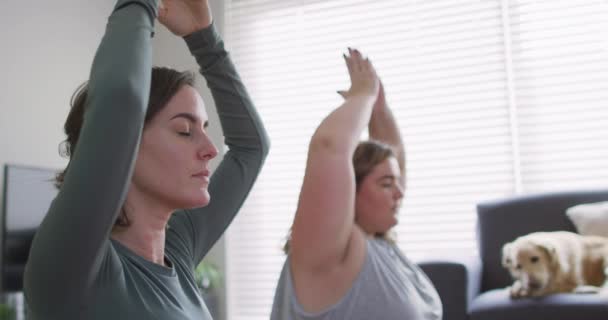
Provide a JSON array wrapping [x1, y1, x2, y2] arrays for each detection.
[[24, 0, 269, 319], [271, 49, 441, 319]]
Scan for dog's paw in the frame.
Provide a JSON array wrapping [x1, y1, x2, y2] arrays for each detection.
[[509, 281, 528, 299], [574, 285, 601, 294]]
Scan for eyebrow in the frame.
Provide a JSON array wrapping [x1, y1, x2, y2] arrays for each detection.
[[170, 113, 209, 128]]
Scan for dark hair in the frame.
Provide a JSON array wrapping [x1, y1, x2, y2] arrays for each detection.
[[283, 140, 397, 253], [56, 67, 196, 227]]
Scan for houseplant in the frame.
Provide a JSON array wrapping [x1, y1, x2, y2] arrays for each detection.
[[194, 261, 222, 318]]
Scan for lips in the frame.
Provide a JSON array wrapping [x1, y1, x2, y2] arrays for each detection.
[[192, 169, 210, 180]]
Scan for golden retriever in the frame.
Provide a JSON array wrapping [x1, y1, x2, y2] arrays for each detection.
[[501, 231, 608, 298]]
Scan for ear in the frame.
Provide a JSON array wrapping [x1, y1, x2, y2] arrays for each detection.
[[502, 243, 513, 268], [533, 239, 570, 274]]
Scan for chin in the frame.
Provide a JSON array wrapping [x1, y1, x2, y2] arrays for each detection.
[[377, 224, 395, 235], [190, 198, 210, 209], [192, 194, 211, 208], [388, 216, 398, 228], [176, 191, 211, 209]]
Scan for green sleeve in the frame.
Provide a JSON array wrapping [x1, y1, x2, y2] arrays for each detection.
[[24, 0, 158, 313], [169, 23, 270, 264]]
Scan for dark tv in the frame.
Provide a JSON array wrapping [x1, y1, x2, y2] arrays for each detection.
[[1, 164, 59, 292]]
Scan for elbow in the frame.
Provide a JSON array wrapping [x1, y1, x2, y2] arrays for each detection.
[[259, 130, 271, 159], [88, 71, 149, 118], [309, 131, 352, 156]]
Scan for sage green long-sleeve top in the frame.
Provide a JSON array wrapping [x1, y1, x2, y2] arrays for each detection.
[[23, 1, 269, 319]]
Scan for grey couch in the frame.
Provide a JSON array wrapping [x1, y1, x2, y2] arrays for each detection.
[[419, 189, 608, 320]]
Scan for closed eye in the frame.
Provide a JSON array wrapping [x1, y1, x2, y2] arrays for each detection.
[[178, 131, 192, 137], [378, 176, 396, 188]]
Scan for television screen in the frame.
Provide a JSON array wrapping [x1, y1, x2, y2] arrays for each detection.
[[2, 164, 59, 292]]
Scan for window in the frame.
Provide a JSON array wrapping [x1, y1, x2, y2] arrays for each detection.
[[224, 1, 608, 319], [509, 0, 608, 192]]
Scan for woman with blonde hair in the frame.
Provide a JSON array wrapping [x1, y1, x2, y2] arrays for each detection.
[[271, 49, 441, 319]]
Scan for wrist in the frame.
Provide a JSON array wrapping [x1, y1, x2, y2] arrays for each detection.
[[347, 92, 377, 103], [190, 18, 213, 35], [346, 95, 376, 114]]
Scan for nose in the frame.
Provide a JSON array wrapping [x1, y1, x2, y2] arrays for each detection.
[[394, 183, 404, 200], [528, 278, 542, 290], [197, 133, 219, 160], [528, 282, 540, 290]]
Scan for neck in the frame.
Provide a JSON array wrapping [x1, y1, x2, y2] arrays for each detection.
[[111, 184, 174, 266]]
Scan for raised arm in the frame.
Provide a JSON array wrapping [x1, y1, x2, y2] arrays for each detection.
[[369, 82, 406, 187], [185, 24, 270, 263], [290, 49, 379, 270], [160, 0, 270, 264], [25, 0, 158, 312]]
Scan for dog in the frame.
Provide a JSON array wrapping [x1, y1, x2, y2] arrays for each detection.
[[501, 231, 608, 298]]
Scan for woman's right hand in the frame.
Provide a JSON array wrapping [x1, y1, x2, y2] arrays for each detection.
[[158, 0, 213, 37], [337, 48, 380, 101]]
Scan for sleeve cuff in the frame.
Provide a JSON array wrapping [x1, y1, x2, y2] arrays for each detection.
[[183, 22, 222, 53], [113, 0, 160, 19]]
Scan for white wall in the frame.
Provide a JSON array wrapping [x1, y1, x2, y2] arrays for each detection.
[[0, 0, 114, 316], [0, 1, 115, 191], [1, 1, 227, 319]]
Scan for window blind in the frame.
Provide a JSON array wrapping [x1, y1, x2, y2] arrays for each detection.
[[508, 0, 608, 192], [223, 1, 608, 319]]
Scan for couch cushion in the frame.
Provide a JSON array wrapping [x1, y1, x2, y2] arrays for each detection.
[[566, 201, 608, 237], [470, 288, 608, 320]]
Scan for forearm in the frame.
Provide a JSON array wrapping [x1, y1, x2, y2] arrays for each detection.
[[311, 95, 376, 155], [369, 106, 406, 182], [181, 23, 270, 262], [185, 23, 269, 155]]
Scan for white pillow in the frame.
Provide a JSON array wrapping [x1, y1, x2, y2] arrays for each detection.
[[566, 201, 608, 237]]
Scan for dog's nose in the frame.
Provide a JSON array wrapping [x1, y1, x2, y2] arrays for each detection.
[[528, 281, 541, 290]]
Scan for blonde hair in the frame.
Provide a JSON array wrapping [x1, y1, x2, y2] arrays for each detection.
[[283, 140, 398, 254]]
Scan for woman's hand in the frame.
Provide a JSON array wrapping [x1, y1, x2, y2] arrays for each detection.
[[158, 0, 212, 37], [337, 48, 380, 101]]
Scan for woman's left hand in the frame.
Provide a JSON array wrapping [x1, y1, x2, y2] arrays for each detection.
[[158, 0, 212, 37]]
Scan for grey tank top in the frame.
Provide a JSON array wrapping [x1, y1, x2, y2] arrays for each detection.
[[270, 238, 442, 320]]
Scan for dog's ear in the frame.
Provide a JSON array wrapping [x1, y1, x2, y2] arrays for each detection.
[[502, 242, 513, 268], [532, 239, 570, 274]]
